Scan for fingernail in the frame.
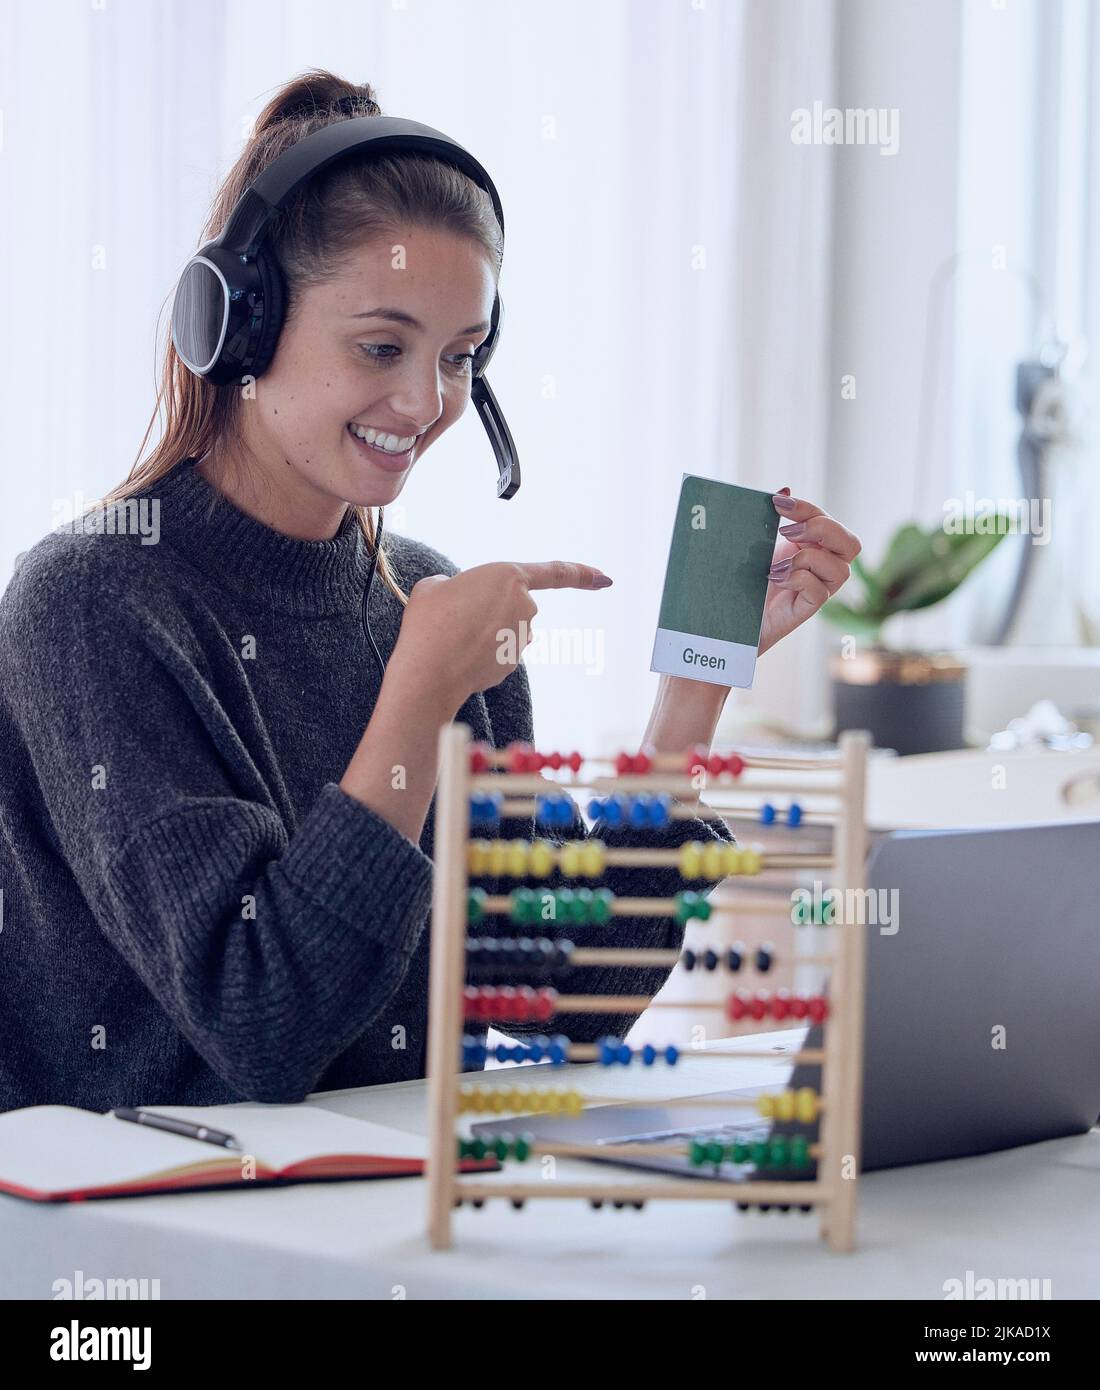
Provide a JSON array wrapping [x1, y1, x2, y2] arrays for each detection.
[[593, 573, 613, 588], [772, 494, 797, 512], [779, 521, 807, 538], [768, 557, 793, 576]]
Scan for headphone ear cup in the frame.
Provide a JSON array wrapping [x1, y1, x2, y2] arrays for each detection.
[[247, 251, 287, 379]]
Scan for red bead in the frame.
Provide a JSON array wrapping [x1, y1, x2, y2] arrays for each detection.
[[615, 752, 633, 775], [749, 992, 767, 1020], [707, 754, 725, 777], [789, 995, 808, 1020], [729, 991, 749, 1021], [494, 986, 517, 1020], [726, 754, 746, 777], [470, 743, 491, 773], [463, 986, 479, 1018], [685, 744, 709, 775], [507, 743, 530, 773], [808, 995, 828, 1023], [567, 751, 583, 772], [634, 752, 652, 774], [771, 989, 791, 1020], [547, 751, 563, 770], [534, 989, 556, 1022]]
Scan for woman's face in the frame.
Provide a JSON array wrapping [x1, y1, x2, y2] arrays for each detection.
[[228, 223, 497, 538]]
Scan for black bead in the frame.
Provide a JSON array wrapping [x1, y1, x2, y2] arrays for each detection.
[[682, 949, 697, 972], [702, 949, 719, 972], [727, 944, 744, 973], [510, 1199, 526, 1210], [755, 943, 774, 973]]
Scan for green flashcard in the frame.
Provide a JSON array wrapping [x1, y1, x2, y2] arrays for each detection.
[[650, 474, 779, 688]]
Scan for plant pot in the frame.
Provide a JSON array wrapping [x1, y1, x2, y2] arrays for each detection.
[[830, 649, 968, 755]]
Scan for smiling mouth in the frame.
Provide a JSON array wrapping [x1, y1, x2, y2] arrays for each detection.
[[347, 422, 421, 453], [346, 423, 419, 464]]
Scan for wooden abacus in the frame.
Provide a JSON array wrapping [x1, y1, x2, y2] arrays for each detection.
[[426, 724, 871, 1252]]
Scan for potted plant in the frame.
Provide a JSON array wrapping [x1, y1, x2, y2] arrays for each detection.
[[822, 518, 1012, 755]]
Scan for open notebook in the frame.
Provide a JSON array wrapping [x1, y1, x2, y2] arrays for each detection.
[[0, 1103, 497, 1202]]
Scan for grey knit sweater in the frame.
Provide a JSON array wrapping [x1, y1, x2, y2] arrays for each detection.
[[0, 457, 734, 1112]]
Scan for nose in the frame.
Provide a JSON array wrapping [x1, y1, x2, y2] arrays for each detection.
[[384, 357, 445, 434]]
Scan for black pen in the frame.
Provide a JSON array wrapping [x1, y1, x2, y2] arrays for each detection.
[[111, 1107, 241, 1151]]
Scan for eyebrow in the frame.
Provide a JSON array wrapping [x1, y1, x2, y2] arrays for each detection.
[[348, 307, 490, 335]]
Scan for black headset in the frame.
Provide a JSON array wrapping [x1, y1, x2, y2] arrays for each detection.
[[170, 113, 520, 502]]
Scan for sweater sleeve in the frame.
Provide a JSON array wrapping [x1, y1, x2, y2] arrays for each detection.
[[0, 545, 433, 1103], [477, 659, 737, 1045]]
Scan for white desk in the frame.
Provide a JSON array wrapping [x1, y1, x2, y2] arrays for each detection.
[[4, 1031, 1098, 1300]]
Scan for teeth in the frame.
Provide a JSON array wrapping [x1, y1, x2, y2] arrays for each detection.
[[349, 423, 416, 453]]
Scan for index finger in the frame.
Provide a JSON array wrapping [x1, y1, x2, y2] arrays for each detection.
[[514, 561, 613, 590], [772, 491, 825, 523]]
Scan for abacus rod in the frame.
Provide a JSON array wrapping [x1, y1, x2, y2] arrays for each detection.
[[554, 1045, 825, 1062], [479, 751, 842, 772], [476, 883, 833, 916], [547, 994, 828, 1014], [499, 1140, 823, 1161], [425, 721, 472, 1250], [463, 1081, 825, 1105], [566, 948, 836, 967], [469, 774, 846, 797], [472, 852, 836, 875], [495, 797, 838, 825], [453, 1180, 829, 1202]]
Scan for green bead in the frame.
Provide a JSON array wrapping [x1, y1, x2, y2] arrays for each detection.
[[750, 1140, 769, 1166], [470, 1137, 487, 1161], [466, 888, 487, 923], [791, 1135, 809, 1168], [554, 888, 574, 922], [688, 1140, 707, 1167], [705, 1140, 724, 1166], [732, 1140, 750, 1163], [457, 1137, 469, 1160], [513, 1133, 533, 1162], [492, 1136, 510, 1162], [675, 891, 697, 924], [694, 897, 712, 921], [535, 889, 557, 923], [590, 889, 614, 924], [571, 887, 594, 923], [768, 1137, 790, 1167], [511, 886, 536, 923]]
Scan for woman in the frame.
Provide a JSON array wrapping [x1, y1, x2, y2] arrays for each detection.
[[0, 72, 860, 1112]]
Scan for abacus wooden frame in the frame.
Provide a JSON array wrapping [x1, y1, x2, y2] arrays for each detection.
[[425, 725, 870, 1253]]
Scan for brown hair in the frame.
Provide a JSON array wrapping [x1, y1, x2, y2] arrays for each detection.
[[103, 68, 504, 604]]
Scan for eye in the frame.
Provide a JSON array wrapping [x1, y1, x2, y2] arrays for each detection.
[[357, 343, 476, 373]]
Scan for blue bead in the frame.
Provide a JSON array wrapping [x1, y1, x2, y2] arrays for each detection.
[[606, 796, 625, 828], [548, 1036, 568, 1065], [555, 796, 573, 826], [664, 1044, 680, 1066], [598, 1037, 616, 1066], [641, 1044, 657, 1066], [650, 794, 671, 827], [534, 795, 552, 826], [586, 797, 604, 820], [527, 1041, 545, 1062], [494, 1044, 511, 1062], [760, 802, 776, 825], [788, 802, 803, 828], [629, 794, 650, 828], [617, 1043, 632, 1065]]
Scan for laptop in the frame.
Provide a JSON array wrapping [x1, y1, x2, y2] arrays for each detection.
[[472, 820, 1100, 1178]]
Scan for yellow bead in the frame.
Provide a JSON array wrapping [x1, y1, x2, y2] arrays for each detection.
[[723, 846, 743, 875], [701, 844, 725, 879], [506, 839, 528, 876], [740, 847, 763, 876], [564, 1090, 584, 1116], [491, 1087, 510, 1113], [544, 1089, 562, 1115], [581, 841, 605, 877], [757, 1093, 775, 1118], [529, 840, 555, 877], [776, 1090, 795, 1121], [487, 840, 507, 876], [511, 1085, 532, 1113], [560, 843, 582, 878], [679, 841, 704, 879], [467, 840, 491, 875], [796, 1087, 818, 1123]]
